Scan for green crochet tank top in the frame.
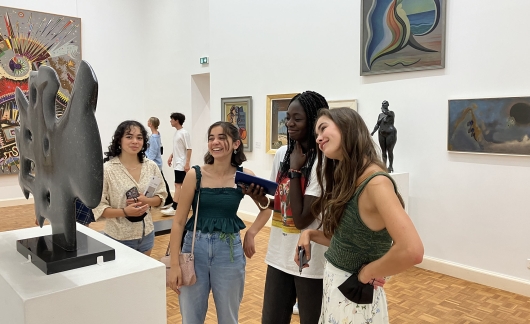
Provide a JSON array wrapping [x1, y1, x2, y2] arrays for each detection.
[[184, 165, 246, 233], [324, 172, 397, 274]]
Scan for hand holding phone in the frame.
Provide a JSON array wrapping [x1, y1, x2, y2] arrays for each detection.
[[298, 246, 308, 275], [124, 187, 148, 222]]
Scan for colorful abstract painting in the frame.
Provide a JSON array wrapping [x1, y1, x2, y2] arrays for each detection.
[[361, 0, 446, 75], [448, 97, 530, 155], [0, 6, 81, 174], [221, 96, 252, 152]]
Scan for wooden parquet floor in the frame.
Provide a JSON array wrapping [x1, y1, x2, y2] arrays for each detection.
[[1, 204, 529, 323]]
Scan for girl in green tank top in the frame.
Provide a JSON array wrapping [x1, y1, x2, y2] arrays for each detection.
[[166, 122, 270, 324], [295, 108, 424, 324]]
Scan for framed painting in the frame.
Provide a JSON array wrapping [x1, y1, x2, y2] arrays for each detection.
[[266, 93, 297, 154], [360, 0, 446, 76], [221, 96, 252, 152], [0, 6, 82, 174], [448, 97, 530, 156], [328, 99, 358, 111]]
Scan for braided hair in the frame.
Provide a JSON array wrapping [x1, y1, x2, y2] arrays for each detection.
[[278, 91, 329, 184]]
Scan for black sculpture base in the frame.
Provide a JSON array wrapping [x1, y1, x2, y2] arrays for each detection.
[[16, 230, 115, 275]]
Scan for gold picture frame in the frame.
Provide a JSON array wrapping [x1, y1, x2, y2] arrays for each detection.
[[266, 93, 298, 154], [328, 99, 358, 111]]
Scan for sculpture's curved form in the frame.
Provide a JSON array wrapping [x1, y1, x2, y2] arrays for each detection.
[[14, 60, 102, 251]]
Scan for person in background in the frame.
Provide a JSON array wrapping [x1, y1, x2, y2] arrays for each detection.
[[296, 108, 423, 323], [243, 91, 329, 324], [146, 117, 174, 210], [162, 112, 192, 216], [167, 121, 270, 324], [92, 120, 167, 256]]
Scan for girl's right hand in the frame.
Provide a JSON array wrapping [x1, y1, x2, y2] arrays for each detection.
[[123, 202, 149, 216], [168, 265, 182, 294], [294, 230, 312, 268]]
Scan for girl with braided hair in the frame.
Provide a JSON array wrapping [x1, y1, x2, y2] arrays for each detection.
[[243, 91, 329, 324]]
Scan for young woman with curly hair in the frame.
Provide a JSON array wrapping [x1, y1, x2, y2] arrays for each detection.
[[92, 120, 167, 255]]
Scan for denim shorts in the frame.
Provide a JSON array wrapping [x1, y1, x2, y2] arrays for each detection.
[[105, 230, 155, 253]]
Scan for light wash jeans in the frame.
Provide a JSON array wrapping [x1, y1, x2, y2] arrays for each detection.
[[179, 230, 246, 324]]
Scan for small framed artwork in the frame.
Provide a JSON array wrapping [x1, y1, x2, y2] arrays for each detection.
[[328, 99, 358, 111], [360, 0, 446, 75], [221, 96, 252, 152], [266, 93, 298, 154], [448, 96, 530, 156]]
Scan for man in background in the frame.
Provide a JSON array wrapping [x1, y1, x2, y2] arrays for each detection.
[[162, 112, 192, 216]]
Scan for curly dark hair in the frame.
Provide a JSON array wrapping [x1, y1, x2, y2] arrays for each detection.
[[204, 121, 247, 167], [104, 120, 149, 163], [278, 91, 329, 184]]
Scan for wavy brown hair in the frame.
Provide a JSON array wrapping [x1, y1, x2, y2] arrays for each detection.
[[312, 108, 403, 237], [204, 121, 247, 167]]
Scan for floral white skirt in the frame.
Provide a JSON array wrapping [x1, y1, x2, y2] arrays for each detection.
[[319, 262, 389, 324]]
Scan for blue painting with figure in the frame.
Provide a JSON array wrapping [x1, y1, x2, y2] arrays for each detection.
[[448, 97, 530, 155], [361, 0, 446, 75]]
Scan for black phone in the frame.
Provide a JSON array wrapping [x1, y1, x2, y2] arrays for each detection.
[[124, 187, 147, 222], [125, 187, 139, 199], [298, 246, 308, 275]]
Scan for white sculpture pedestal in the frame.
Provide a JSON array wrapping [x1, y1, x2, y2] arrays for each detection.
[[0, 224, 166, 324], [389, 172, 409, 212]]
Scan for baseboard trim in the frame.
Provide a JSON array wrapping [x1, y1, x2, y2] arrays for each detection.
[[0, 197, 34, 208], [418, 256, 530, 297]]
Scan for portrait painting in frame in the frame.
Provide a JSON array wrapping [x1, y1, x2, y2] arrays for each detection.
[[0, 6, 82, 174], [221, 96, 252, 152], [448, 96, 530, 156], [360, 0, 446, 75], [266, 93, 297, 154]]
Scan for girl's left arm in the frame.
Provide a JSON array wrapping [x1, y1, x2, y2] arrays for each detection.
[[358, 177, 424, 284]]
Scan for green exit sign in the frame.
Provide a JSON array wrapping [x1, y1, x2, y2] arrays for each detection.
[[200, 57, 209, 64]]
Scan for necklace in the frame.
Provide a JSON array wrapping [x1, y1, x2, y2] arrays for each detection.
[[120, 158, 141, 171]]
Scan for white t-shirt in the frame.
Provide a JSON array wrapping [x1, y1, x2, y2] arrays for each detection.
[[172, 128, 191, 171], [264, 145, 327, 278]]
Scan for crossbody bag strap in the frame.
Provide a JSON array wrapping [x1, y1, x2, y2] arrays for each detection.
[[189, 192, 199, 254], [189, 165, 202, 255]]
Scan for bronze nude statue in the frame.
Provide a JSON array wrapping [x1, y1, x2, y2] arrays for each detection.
[[371, 100, 397, 173]]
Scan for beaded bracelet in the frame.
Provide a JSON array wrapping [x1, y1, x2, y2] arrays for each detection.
[[288, 169, 302, 173]]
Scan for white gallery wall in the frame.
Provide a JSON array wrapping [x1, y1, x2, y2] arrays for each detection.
[[157, 0, 530, 289], [1, 0, 529, 293]]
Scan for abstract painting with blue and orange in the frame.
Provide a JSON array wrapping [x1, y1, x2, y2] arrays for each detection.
[[361, 0, 445, 75]]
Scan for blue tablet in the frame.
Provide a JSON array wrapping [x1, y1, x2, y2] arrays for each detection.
[[235, 171, 278, 196]]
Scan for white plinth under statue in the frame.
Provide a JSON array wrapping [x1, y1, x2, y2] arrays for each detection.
[[389, 172, 409, 212], [0, 224, 166, 324]]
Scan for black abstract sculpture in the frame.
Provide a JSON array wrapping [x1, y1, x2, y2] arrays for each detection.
[[14, 61, 114, 274], [371, 100, 397, 173]]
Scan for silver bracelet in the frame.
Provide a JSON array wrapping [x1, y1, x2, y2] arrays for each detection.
[[257, 197, 270, 210]]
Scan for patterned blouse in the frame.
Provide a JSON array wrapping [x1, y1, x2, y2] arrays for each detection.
[[92, 157, 167, 240]]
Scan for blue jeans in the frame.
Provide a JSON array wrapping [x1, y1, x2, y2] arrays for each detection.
[[104, 230, 154, 253], [179, 230, 246, 324]]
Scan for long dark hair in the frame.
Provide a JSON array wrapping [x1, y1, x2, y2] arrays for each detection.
[[279, 91, 328, 184], [104, 120, 149, 163], [312, 108, 403, 237], [204, 121, 247, 167]]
